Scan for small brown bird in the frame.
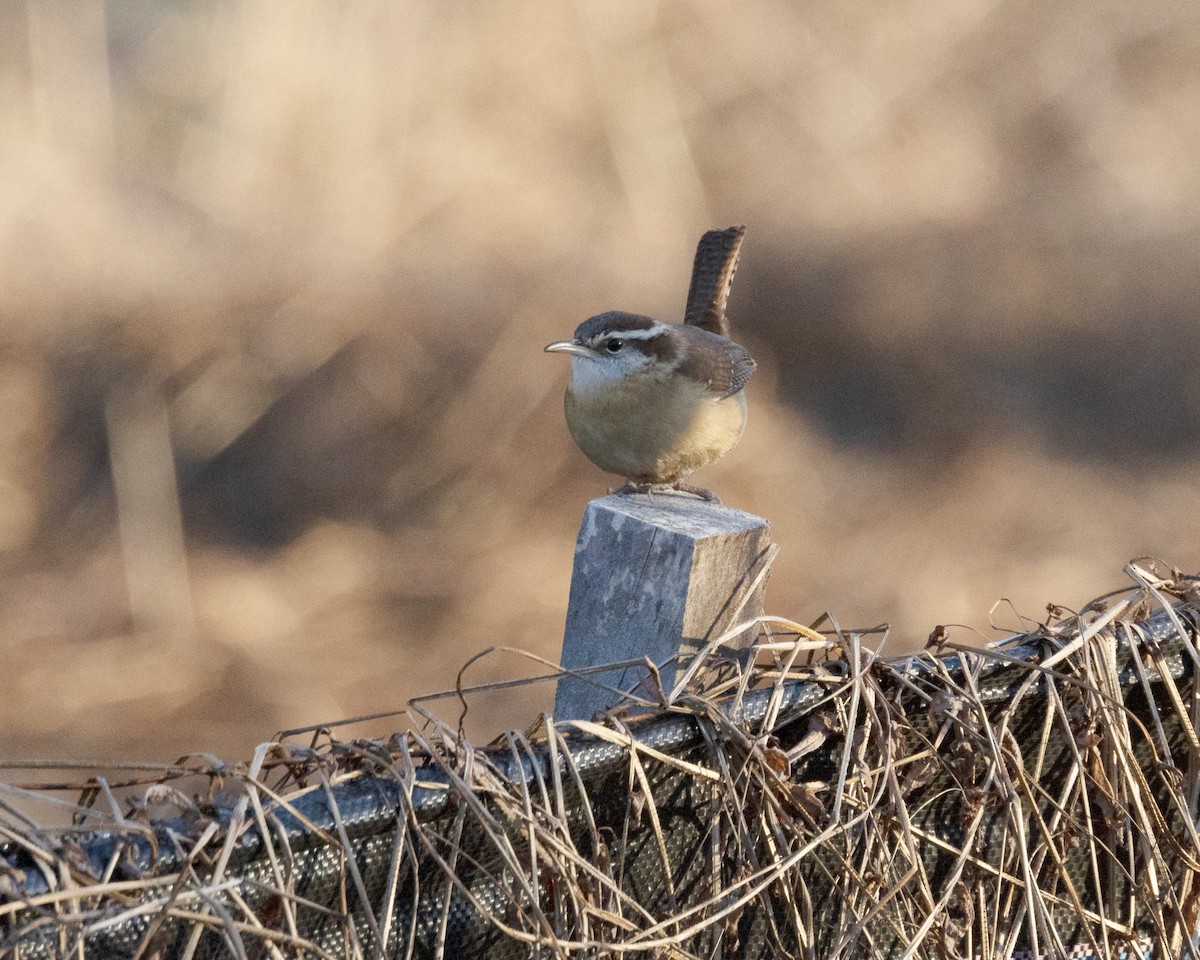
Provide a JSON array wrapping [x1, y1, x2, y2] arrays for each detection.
[[545, 227, 756, 502]]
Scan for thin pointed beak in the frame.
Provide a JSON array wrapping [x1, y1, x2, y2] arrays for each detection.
[[544, 339, 599, 359]]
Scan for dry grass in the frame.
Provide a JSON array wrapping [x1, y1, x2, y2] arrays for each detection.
[[2, 561, 1198, 957], [0, 0, 1199, 763]]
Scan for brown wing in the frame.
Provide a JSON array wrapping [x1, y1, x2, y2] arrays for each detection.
[[675, 325, 757, 399], [682, 226, 746, 336], [722, 341, 757, 398]]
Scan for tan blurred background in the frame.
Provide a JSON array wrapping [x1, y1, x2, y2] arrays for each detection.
[[1, 0, 1199, 762]]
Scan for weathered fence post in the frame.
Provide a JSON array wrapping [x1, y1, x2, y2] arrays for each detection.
[[554, 493, 773, 720]]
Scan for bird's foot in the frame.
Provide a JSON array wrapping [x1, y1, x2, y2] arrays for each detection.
[[611, 480, 721, 505], [612, 480, 658, 498], [672, 482, 721, 504]]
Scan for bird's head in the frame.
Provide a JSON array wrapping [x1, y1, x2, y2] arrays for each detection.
[[544, 312, 674, 389]]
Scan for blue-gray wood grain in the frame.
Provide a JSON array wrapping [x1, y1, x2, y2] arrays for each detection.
[[554, 493, 772, 720]]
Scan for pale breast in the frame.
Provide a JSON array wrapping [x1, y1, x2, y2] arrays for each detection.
[[564, 377, 747, 483]]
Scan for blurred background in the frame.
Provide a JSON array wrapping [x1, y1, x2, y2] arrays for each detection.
[[1, 0, 1199, 762]]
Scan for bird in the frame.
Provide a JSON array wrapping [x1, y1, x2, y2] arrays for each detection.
[[544, 226, 756, 503]]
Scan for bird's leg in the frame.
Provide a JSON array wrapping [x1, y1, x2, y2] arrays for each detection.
[[614, 479, 720, 503], [614, 480, 656, 497], [672, 482, 721, 504]]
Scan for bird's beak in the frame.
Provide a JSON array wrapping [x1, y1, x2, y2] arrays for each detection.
[[544, 339, 599, 359]]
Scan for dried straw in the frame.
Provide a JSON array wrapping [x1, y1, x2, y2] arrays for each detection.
[[2, 560, 1198, 958]]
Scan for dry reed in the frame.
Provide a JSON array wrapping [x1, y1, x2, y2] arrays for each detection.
[[2, 559, 1198, 958]]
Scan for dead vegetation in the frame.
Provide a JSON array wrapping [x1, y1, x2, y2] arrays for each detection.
[[1, 0, 1200, 759], [2, 560, 1197, 958]]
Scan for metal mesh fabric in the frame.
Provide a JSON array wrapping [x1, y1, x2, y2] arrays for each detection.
[[3, 601, 1197, 958]]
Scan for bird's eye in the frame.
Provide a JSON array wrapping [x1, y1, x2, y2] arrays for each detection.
[[606, 338, 624, 353]]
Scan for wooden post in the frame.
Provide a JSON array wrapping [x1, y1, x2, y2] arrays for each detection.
[[554, 494, 773, 720]]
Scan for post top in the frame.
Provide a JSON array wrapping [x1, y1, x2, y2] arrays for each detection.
[[583, 493, 768, 540]]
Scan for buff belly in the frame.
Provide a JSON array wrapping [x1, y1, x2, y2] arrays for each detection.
[[563, 379, 747, 483]]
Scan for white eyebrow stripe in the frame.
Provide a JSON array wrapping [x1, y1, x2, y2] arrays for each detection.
[[597, 324, 672, 341]]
